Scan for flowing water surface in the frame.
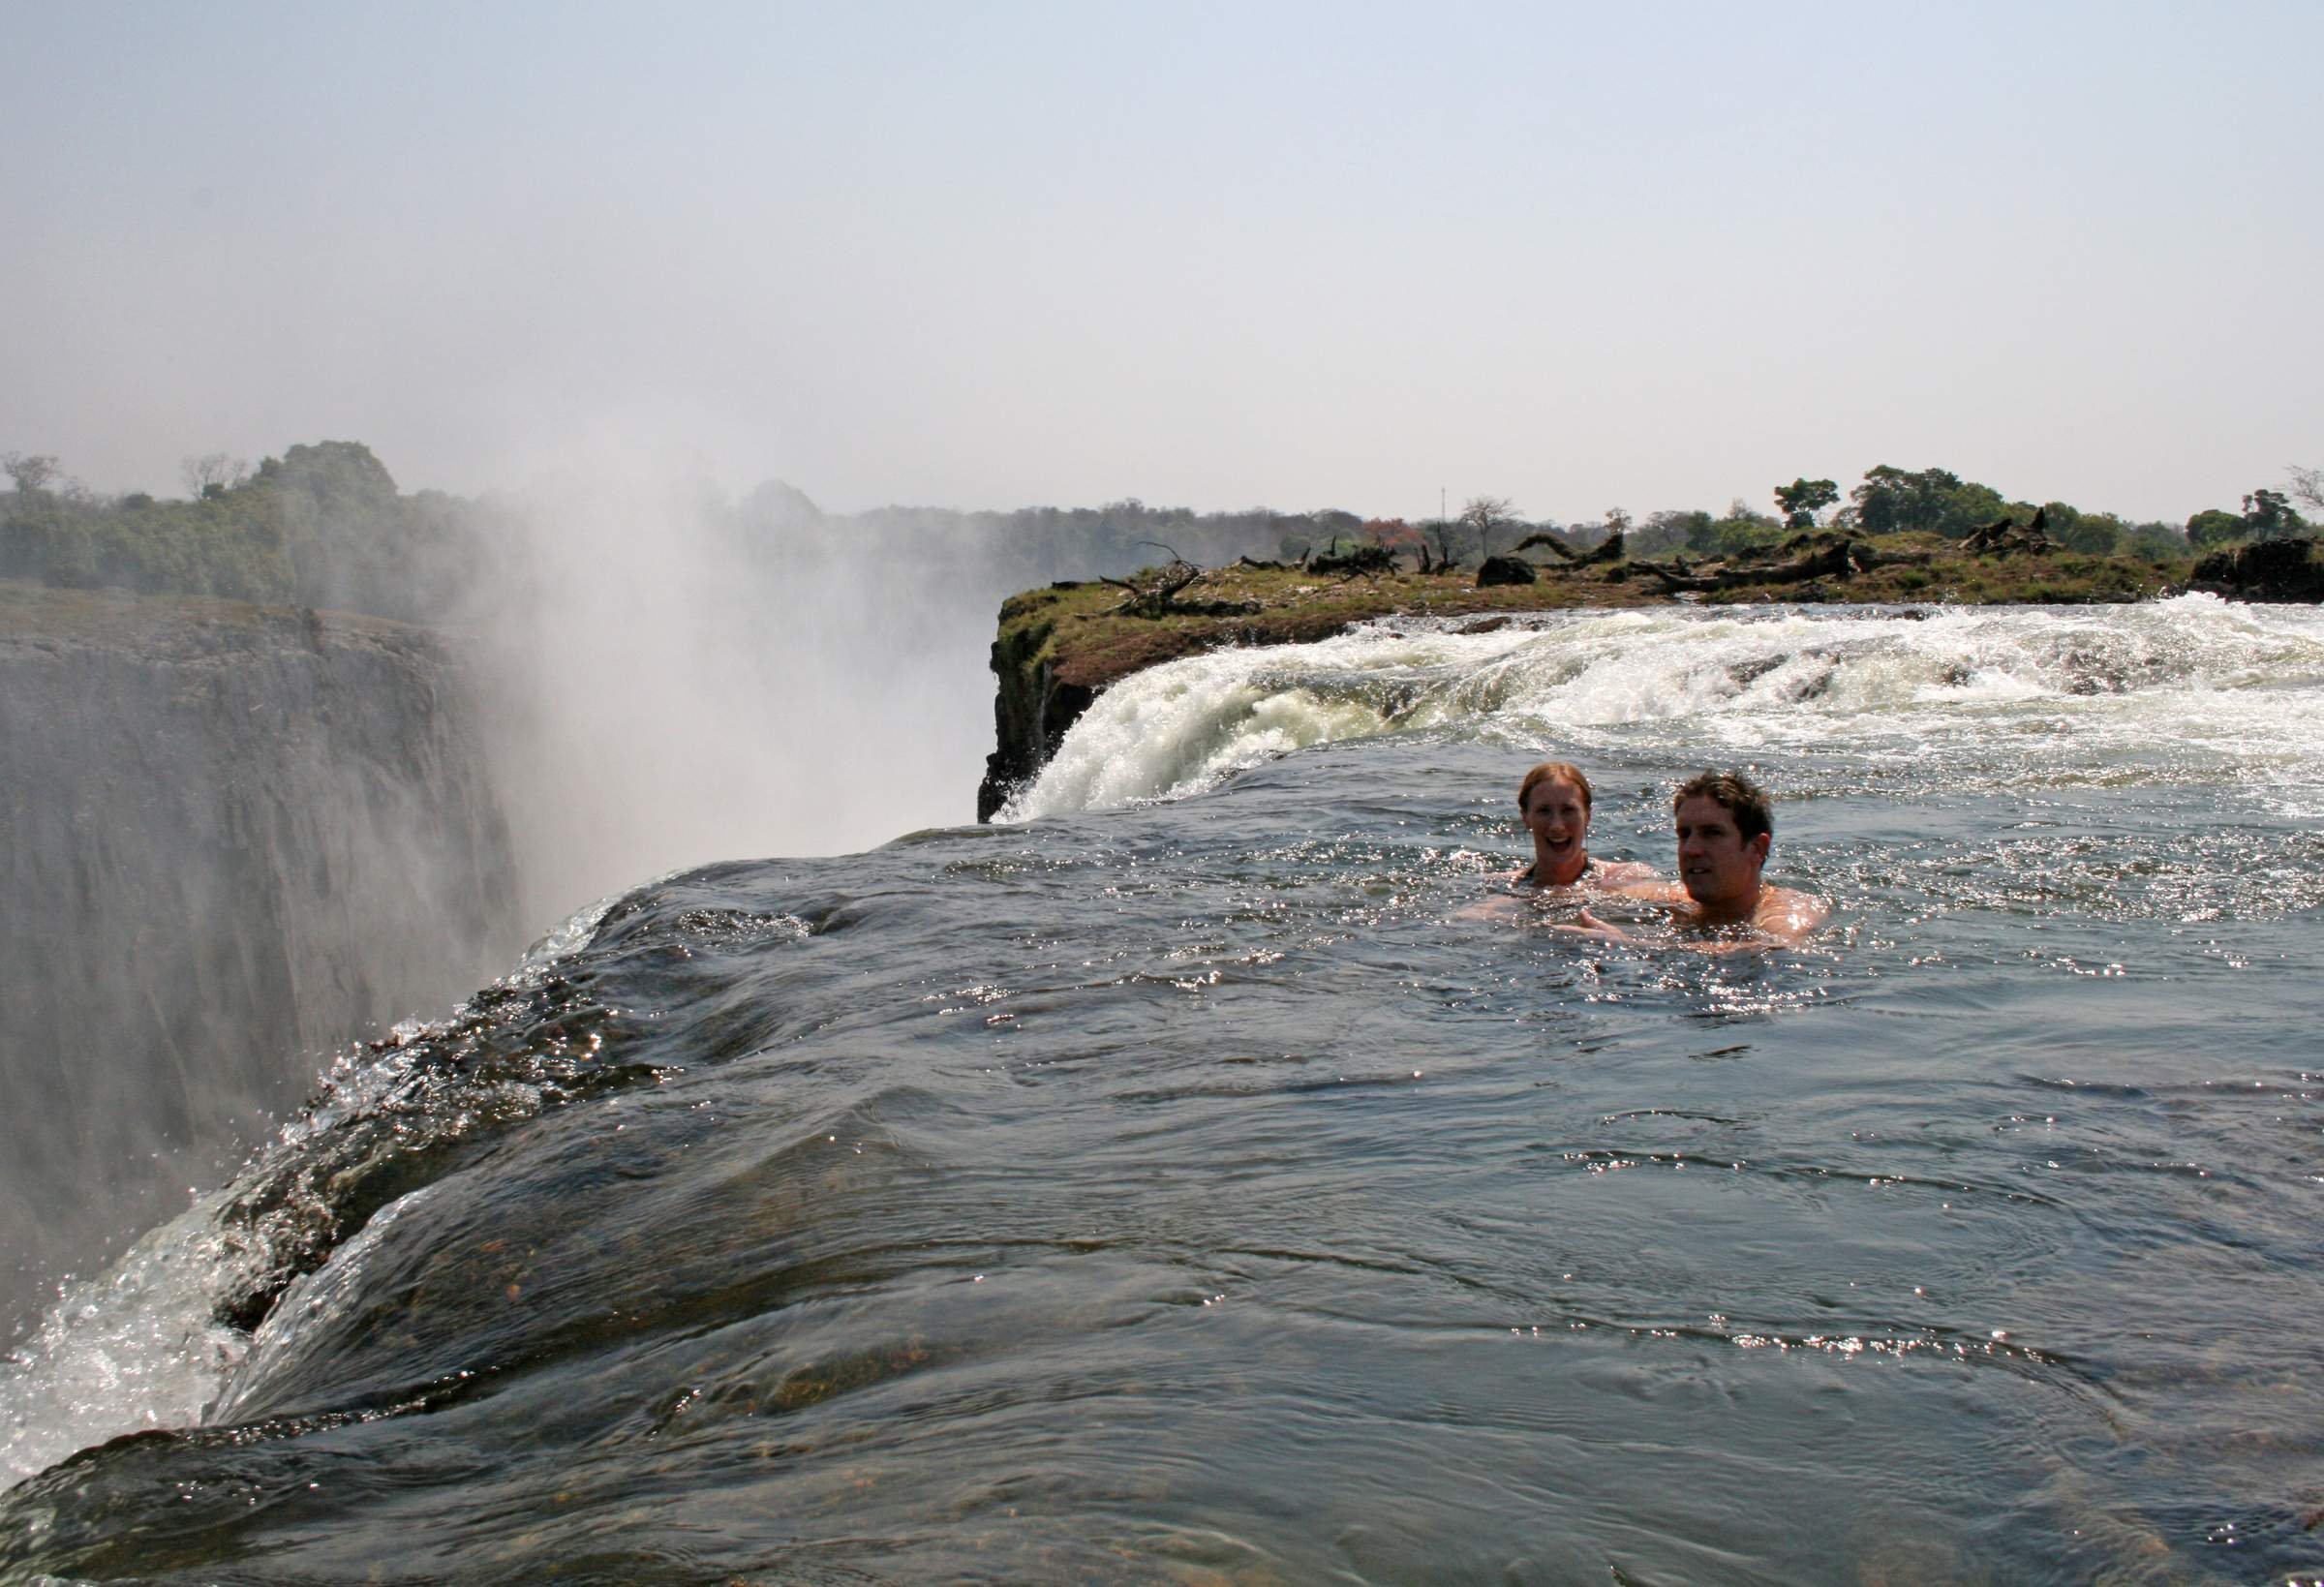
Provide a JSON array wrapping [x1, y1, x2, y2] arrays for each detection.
[[4, 598, 2322, 1583]]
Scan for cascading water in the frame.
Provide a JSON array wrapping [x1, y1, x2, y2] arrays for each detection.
[[4, 597, 2319, 1584], [1004, 597, 2324, 819]]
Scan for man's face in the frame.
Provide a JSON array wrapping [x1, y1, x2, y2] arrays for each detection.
[[1673, 795, 1769, 910]]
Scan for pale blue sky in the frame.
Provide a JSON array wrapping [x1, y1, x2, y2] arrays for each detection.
[[5, 1, 2317, 522]]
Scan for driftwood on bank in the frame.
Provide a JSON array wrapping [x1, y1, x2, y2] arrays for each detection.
[[1962, 509, 2055, 558], [1100, 559, 1205, 614], [1306, 543, 1395, 580], [1511, 532, 1575, 561], [1635, 536, 1886, 594], [1511, 529, 1625, 567], [1099, 547, 1262, 618]]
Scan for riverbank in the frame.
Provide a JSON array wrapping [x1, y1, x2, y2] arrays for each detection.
[[977, 534, 2323, 818]]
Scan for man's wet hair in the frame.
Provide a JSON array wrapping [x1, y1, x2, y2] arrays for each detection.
[[1517, 760, 1593, 812], [1674, 770, 1772, 842]]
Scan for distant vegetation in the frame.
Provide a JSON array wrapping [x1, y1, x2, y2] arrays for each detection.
[[0, 442, 484, 621], [1, 442, 2314, 623], [1283, 467, 2314, 575]]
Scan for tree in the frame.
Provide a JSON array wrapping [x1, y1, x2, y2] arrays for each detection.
[[1846, 465, 2008, 539], [2240, 488, 2307, 540], [258, 441, 409, 612], [1773, 477, 1838, 530], [2048, 504, 2125, 556], [1361, 516, 1427, 564], [1635, 510, 1704, 559], [2186, 508, 2243, 547], [4, 452, 60, 495], [2288, 465, 2324, 516], [181, 452, 250, 499], [1848, 465, 1958, 534], [1458, 496, 1518, 559], [2123, 521, 2186, 563]]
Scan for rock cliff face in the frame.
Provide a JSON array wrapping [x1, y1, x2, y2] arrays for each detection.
[[975, 595, 1096, 822], [0, 585, 521, 1326], [2189, 537, 2324, 602]]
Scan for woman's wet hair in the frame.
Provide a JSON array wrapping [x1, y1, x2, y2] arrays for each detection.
[[1517, 761, 1593, 812], [1673, 770, 1773, 841]]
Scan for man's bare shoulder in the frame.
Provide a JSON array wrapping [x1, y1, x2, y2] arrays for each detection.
[[1590, 859, 1660, 886], [1753, 885, 1829, 944], [1609, 877, 1687, 903]]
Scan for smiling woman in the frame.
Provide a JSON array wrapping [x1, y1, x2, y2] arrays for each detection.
[[1511, 759, 1658, 888]]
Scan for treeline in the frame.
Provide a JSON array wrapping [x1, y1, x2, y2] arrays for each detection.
[[0, 443, 1386, 622], [0, 443, 486, 621], [4, 443, 2316, 623], [1353, 465, 2318, 572]]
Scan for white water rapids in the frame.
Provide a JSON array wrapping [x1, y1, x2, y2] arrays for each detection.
[[1003, 595, 2324, 819]]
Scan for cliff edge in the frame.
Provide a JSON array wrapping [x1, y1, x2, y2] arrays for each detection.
[[0, 582, 522, 1324]]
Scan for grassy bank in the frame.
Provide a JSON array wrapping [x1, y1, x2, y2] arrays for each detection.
[[996, 534, 2192, 700]]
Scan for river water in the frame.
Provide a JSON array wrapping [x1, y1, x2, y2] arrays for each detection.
[[4, 597, 2321, 1583]]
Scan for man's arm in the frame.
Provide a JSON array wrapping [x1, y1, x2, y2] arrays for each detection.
[[1550, 889, 1830, 952]]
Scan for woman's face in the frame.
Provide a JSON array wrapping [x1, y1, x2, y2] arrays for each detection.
[[1522, 776, 1592, 868]]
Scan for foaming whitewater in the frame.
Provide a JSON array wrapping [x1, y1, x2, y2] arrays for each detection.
[[5, 599, 2321, 1583], [1003, 595, 2324, 818], [0, 892, 625, 1487]]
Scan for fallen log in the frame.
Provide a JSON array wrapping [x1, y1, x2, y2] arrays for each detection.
[[1511, 532, 1578, 562], [1100, 560, 1205, 615], [1635, 537, 1876, 593], [1099, 557, 1264, 618], [1306, 543, 1395, 579], [1962, 514, 2056, 557]]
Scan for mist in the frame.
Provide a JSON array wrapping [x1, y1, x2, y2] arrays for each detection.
[[448, 462, 1008, 924], [5, 427, 1329, 1330], [0, 445, 1070, 1332]]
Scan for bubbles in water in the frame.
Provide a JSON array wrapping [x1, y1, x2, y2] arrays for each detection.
[[0, 1201, 256, 1486]]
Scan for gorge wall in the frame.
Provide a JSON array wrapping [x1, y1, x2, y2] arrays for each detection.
[[0, 585, 523, 1329]]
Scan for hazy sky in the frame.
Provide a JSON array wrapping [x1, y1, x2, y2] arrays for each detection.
[[5, 1, 2318, 524]]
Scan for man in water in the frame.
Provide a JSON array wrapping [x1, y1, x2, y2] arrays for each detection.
[[1567, 771, 1826, 948]]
